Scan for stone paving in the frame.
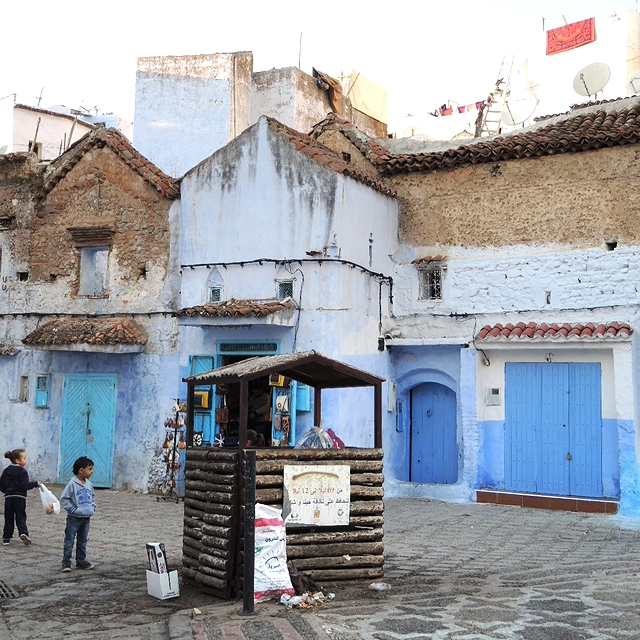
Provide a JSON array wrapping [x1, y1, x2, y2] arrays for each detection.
[[3, 488, 640, 639]]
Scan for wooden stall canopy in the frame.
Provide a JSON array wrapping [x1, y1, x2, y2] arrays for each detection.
[[182, 350, 385, 449]]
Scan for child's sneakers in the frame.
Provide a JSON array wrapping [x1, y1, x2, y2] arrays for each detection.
[[61, 562, 71, 572], [19, 534, 31, 546], [76, 561, 94, 570], [1, 540, 9, 546]]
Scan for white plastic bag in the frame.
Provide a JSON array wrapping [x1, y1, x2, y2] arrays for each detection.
[[39, 484, 60, 515], [254, 503, 295, 603]]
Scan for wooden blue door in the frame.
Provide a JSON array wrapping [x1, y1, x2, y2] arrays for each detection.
[[59, 374, 117, 488], [568, 363, 602, 497], [410, 382, 457, 484], [505, 363, 602, 497]]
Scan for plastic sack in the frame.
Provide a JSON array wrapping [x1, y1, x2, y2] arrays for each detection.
[[294, 426, 333, 449], [254, 503, 295, 603], [39, 484, 60, 515]]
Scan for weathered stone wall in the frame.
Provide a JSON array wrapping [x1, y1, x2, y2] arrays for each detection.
[[387, 145, 640, 249], [0, 154, 41, 281], [31, 146, 172, 303], [315, 129, 382, 182]]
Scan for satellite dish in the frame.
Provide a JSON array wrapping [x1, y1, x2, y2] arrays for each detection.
[[573, 63, 610, 97], [628, 70, 640, 94], [501, 92, 537, 126], [0, 145, 7, 155]]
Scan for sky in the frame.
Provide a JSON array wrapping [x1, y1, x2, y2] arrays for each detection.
[[3, 0, 639, 132]]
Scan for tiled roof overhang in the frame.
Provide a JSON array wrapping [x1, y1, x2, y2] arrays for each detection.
[[267, 118, 395, 196], [312, 101, 640, 176], [22, 318, 147, 352], [381, 106, 640, 175], [476, 322, 632, 341], [176, 298, 295, 318], [39, 127, 179, 199]]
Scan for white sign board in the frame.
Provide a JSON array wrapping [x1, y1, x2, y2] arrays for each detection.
[[283, 464, 350, 527]]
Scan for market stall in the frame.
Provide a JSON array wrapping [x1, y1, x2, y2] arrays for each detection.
[[181, 351, 385, 599]]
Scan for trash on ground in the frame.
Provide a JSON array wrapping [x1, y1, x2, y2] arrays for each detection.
[[368, 582, 391, 591], [280, 590, 335, 609]]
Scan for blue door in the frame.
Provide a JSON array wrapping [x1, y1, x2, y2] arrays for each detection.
[[505, 363, 602, 497], [59, 374, 117, 488], [410, 382, 458, 484]]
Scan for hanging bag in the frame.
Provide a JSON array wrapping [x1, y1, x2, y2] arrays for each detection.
[[216, 394, 229, 423], [39, 484, 60, 515]]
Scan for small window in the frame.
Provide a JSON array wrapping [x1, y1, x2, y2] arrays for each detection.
[[17, 271, 28, 281], [19, 376, 29, 403], [209, 286, 222, 303], [418, 266, 443, 301], [79, 246, 109, 296], [35, 375, 50, 408], [277, 280, 294, 300], [28, 141, 43, 160]]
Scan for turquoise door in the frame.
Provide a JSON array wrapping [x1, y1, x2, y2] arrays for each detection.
[[59, 374, 117, 488], [410, 382, 458, 484], [505, 363, 602, 497]]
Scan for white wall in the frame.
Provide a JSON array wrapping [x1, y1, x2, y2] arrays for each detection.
[[391, 244, 640, 341], [133, 53, 253, 178], [0, 95, 13, 152], [526, 9, 639, 116], [12, 107, 92, 160]]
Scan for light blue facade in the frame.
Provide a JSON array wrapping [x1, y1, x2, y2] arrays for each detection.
[[175, 116, 398, 450], [0, 339, 180, 491]]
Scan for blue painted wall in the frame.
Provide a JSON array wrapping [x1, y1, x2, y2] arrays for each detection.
[[476, 417, 623, 500]]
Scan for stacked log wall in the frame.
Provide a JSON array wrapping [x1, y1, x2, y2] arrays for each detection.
[[182, 447, 384, 598], [181, 448, 240, 599]]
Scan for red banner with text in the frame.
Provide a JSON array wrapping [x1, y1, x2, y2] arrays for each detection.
[[546, 18, 595, 55]]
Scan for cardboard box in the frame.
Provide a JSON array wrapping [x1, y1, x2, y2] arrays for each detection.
[[146, 570, 180, 600], [146, 542, 168, 574]]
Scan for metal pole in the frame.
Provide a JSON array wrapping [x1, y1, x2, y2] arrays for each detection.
[[242, 449, 256, 614]]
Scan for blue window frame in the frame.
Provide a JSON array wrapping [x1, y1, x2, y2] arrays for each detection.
[[35, 374, 50, 408]]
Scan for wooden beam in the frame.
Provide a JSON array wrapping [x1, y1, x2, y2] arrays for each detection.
[[374, 381, 382, 448], [239, 379, 249, 449], [314, 386, 322, 426]]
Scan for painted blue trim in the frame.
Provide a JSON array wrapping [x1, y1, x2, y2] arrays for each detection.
[[476, 420, 505, 490]]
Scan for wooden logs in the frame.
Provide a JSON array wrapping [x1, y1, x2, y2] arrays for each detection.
[[183, 446, 386, 596]]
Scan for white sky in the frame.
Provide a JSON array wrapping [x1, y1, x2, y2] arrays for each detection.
[[2, 0, 638, 131]]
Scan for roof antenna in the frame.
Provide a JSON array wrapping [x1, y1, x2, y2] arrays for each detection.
[[36, 87, 44, 107], [298, 32, 302, 69]]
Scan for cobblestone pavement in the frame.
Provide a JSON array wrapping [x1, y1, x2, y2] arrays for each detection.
[[3, 489, 640, 639]]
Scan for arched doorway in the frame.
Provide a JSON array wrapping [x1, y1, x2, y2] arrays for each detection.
[[410, 382, 458, 484]]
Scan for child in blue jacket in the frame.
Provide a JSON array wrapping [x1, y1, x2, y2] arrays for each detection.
[[60, 456, 96, 572], [0, 449, 42, 545]]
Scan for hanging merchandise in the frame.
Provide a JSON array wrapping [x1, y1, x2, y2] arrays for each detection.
[[216, 393, 229, 424], [157, 400, 186, 503], [276, 395, 290, 413], [281, 415, 290, 445]]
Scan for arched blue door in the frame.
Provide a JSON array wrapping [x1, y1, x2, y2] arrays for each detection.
[[410, 382, 458, 484]]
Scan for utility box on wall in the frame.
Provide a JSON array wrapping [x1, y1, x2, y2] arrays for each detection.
[[485, 387, 501, 406]]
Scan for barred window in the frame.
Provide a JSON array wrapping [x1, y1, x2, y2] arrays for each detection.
[[209, 286, 222, 303], [418, 266, 443, 300], [277, 280, 294, 300]]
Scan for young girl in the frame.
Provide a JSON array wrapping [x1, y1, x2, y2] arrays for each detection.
[[0, 449, 41, 546]]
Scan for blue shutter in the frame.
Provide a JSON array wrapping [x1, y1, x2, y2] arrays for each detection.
[[35, 375, 50, 408], [296, 383, 310, 412]]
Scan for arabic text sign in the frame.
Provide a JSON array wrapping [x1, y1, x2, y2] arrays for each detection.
[[283, 465, 350, 527]]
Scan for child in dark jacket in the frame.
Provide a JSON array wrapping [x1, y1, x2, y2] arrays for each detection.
[[0, 449, 42, 546]]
